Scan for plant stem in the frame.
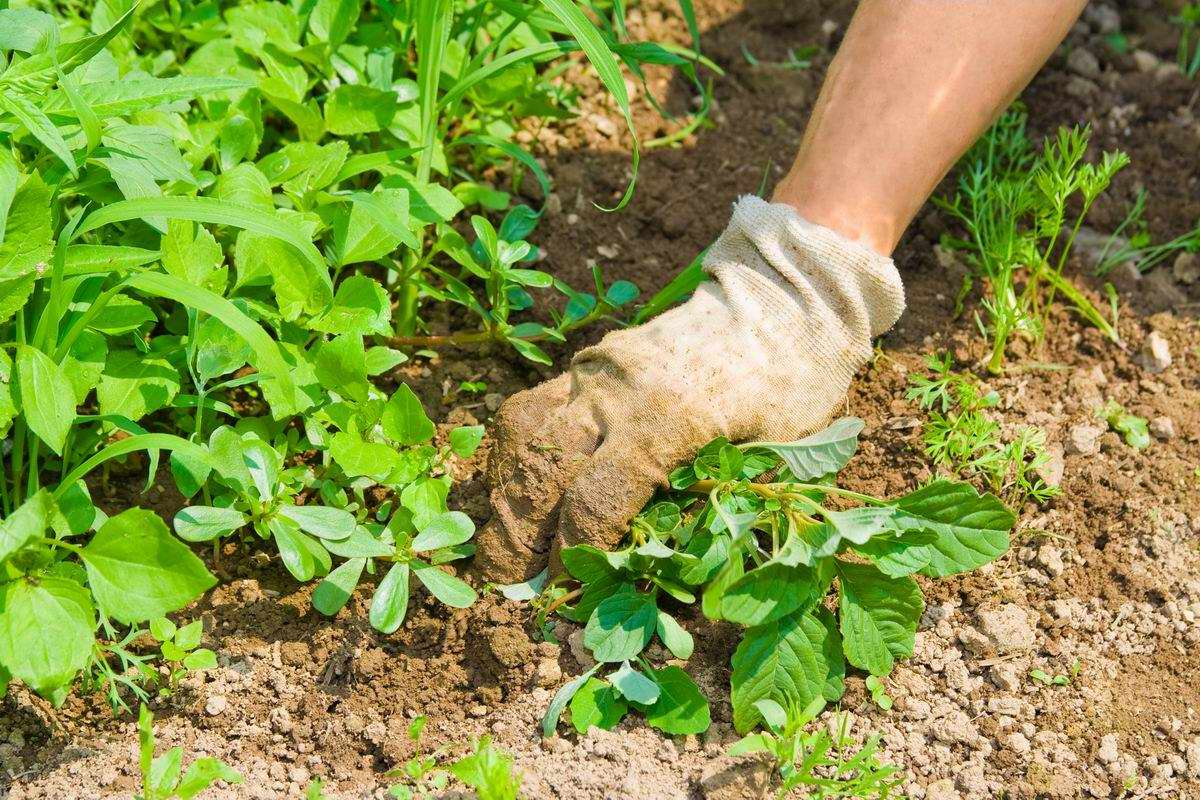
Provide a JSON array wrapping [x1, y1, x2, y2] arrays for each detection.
[[688, 480, 887, 506]]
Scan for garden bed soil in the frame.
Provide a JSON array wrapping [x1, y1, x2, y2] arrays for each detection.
[[4, 1, 1200, 798]]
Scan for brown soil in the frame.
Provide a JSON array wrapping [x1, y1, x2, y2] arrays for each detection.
[[4, 2, 1200, 799]]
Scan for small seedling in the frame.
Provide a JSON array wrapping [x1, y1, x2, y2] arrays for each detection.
[[1174, 4, 1200, 78], [937, 107, 1128, 372], [136, 705, 241, 800], [387, 716, 523, 800], [1098, 401, 1150, 450], [864, 675, 893, 711], [907, 353, 1059, 506], [540, 417, 1014, 738], [728, 696, 903, 799]]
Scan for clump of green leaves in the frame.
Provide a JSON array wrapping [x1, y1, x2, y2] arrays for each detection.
[[936, 107, 1128, 373], [1174, 4, 1200, 78], [538, 417, 1014, 739], [729, 696, 903, 799], [136, 704, 242, 800], [907, 352, 1059, 506], [1098, 400, 1150, 450], [0, 0, 706, 708], [387, 716, 523, 800]]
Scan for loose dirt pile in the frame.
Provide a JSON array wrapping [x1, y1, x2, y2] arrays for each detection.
[[4, 1, 1199, 798]]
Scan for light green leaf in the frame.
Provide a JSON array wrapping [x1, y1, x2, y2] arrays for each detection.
[[412, 511, 474, 552], [569, 677, 627, 734], [0, 91, 76, 175], [720, 561, 820, 627], [270, 517, 317, 582], [644, 665, 709, 735], [329, 432, 403, 482], [583, 591, 657, 663], [655, 610, 694, 660], [96, 349, 180, 422], [0, 489, 53, 564], [542, 664, 600, 737], [81, 508, 217, 624], [381, 384, 435, 445], [369, 562, 411, 634], [313, 558, 365, 616], [174, 506, 247, 542], [740, 417, 863, 481], [610, 661, 660, 705], [893, 480, 1014, 577], [311, 275, 392, 336], [0, 576, 94, 701], [314, 333, 369, 403], [449, 425, 484, 458], [324, 84, 397, 135], [278, 505, 356, 541], [837, 560, 923, 676], [14, 345, 75, 454], [412, 560, 476, 608]]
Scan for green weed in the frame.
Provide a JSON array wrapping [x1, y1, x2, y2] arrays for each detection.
[[1098, 400, 1150, 450], [387, 716, 523, 800], [936, 107, 1127, 373], [1092, 189, 1200, 277], [534, 417, 1014, 747], [907, 353, 1059, 506], [728, 696, 903, 799], [1174, 4, 1200, 78], [136, 704, 241, 800], [0, 1, 706, 709]]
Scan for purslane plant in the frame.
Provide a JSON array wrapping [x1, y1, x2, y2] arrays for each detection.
[[537, 418, 1015, 737]]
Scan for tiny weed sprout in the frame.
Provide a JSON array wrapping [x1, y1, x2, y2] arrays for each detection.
[[1093, 188, 1200, 277], [936, 107, 1128, 373], [728, 696, 904, 799], [0, 0, 707, 708], [1098, 400, 1150, 450], [907, 353, 1059, 506], [387, 716, 523, 800], [537, 417, 1015, 747], [136, 705, 242, 800], [1175, 4, 1200, 79]]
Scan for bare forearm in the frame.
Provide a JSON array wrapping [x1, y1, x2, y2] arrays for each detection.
[[773, 0, 1086, 255]]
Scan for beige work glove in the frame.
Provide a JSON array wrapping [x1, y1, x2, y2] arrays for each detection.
[[474, 196, 905, 583]]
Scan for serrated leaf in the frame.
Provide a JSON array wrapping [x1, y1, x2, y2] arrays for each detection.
[[14, 345, 74, 455]]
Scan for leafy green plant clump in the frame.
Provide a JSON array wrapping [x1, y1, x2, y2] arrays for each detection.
[[937, 107, 1128, 373], [537, 417, 1014, 739], [387, 715, 523, 800], [0, 0, 706, 707], [136, 704, 242, 800], [907, 352, 1059, 506]]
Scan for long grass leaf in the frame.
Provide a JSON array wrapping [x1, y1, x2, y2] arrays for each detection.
[[0, 93, 76, 176], [55, 434, 209, 501], [415, 0, 452, 182]]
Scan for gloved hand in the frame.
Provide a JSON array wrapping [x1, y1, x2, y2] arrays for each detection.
[[474, 196, 905, 583]]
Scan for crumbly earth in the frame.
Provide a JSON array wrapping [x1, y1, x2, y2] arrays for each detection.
[[4, 1, 1200, 799]]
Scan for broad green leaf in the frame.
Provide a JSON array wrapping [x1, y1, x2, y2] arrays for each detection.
[[313, 558, 365, 616], [543, 663, 601, 737], [81, 508, 217, 624], [369, 562, 411, 634], [893, 480, 1014, 576], [701, 547, 744, 621], [308, 0, 362, 45], [449, 425, 484, 458], [730, 608, 844, 733], [583, 591, 657, 662], [0, 576, 94, 701], [14, 345, 75, 454], [412, 511, 474, 552], [399, 477, 449, 529], [96, 349, 180, 422], [324, 527, 395, 559], [0, 172, 52, 280], [740, 417, 863, 481], [720, 561, 820, 627], [569, 677, 627, 733], [412, 560, 476, 608], [62, 330, 107, 405], [176, 757, 243, 800], [643, 665, 709, 735], [837, 560, 923, 676], [324, 84, 397, 135], [278, 504, 356, 541], [314, 333, 369, 403], [0, 489, 52, 564], [326, 189, 414, 265], [610, 661, 660, 705], [270, 517, 317, 582], [330, 432, 403, 482], [655, 610, 694, 660], [174, 506, 247, 542], [382, 384, 435, 445], [311, 275, 392, 336]]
